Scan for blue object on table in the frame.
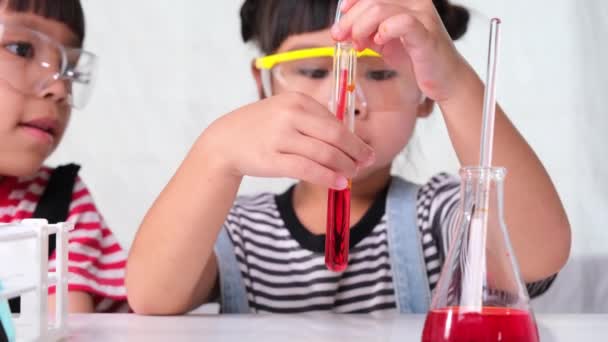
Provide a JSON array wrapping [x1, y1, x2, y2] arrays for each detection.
[[0, 281, 16, 342]]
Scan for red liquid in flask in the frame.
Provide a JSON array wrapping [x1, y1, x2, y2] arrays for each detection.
[[421, 307, 539, 342], [325, 68, 351, 272]]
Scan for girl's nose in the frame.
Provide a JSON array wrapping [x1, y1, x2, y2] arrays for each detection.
[[39, 78, 69, 105]]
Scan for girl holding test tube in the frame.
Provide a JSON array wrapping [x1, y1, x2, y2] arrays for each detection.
[[127, 0, 571, 315]]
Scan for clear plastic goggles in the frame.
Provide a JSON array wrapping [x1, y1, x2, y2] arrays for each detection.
[[0, 21, 97, 109], [255, 47, 422, 112]]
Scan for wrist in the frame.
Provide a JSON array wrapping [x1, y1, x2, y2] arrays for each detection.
[[437, 62, 484, 115], [192, 128, 243, 184]]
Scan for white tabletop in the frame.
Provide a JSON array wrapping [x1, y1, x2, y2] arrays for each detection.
[[61, 313, 608, 341]]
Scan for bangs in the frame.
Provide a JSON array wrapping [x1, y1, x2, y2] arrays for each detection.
[[243, 0, 339, 54], [2, 0, 85, 46]]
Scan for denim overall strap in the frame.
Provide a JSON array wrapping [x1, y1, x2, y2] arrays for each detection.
[[386, 176, 432, 313], [214, 227, 250, 313]]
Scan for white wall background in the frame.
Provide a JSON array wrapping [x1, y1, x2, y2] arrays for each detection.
[[49, 0, 607, 312]]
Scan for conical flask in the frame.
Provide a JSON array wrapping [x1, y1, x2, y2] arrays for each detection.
[[422, 167, 539, 342]]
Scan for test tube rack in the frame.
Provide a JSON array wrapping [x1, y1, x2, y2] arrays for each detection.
[[0, 219, 72, 341]]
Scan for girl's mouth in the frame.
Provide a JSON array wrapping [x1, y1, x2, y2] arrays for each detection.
[[18, 118, 59, 145]]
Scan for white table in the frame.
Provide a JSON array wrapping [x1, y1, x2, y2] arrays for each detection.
[[60, 314, 607, 341]]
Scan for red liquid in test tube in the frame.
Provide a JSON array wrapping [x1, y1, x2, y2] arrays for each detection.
[[325, 68, 352, 272]]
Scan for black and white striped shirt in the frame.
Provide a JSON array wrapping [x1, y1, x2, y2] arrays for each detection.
[[223, 174, 555, 314]]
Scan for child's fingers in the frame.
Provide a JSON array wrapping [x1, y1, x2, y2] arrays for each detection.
[[296, 114, 375, 167], [339, 0, 360, 13], [332, 0, 376, 41], [279, 134, 359, 178], [276, 154, 349, 190], [373, 12, 430, 52], [342, 0, 430, 12], [352, 36, 381, 52], [349, 3, 408, 48], [284, 93, 376, 166]]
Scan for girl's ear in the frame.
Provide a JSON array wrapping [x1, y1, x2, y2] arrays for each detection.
[[417, 97, 435, 118], [251, 60, 265, 99]]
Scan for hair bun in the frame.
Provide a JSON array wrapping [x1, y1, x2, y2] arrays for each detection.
[[445, 4, 470, 40], [240, 0, 259, 42], [434, 0, 470, 40]]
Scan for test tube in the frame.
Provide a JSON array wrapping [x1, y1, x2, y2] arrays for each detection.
[[325, 42, 357, 272]]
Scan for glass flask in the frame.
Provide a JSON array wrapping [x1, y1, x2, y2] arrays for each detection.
[[422, 167, 539, 342]]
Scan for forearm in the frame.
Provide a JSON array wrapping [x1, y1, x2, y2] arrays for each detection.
[[126, 135, 241, 314], [439, 66, 571, 282]]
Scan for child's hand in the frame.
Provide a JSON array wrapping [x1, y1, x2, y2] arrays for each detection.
[[200, 93, 376, 190], [332, 0, 471, 103]]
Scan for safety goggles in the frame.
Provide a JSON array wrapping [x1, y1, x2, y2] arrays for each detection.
[[255, 47, 422, 112], [0, 21, 97, 109]]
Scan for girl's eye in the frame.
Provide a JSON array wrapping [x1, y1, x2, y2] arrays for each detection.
[[297, 68, 329, 79], [367, 70, 398, 81], [4, 42, 35, 59]]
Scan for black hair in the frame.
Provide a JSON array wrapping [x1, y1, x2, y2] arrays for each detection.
[[1, 0, 85, 46], [240, 0, 470, 54]]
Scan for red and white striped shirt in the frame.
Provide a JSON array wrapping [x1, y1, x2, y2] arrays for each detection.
[[0, 166, 128, 312]]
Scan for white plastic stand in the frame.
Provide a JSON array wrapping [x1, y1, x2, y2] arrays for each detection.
[[0, 219, 73, 341]]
